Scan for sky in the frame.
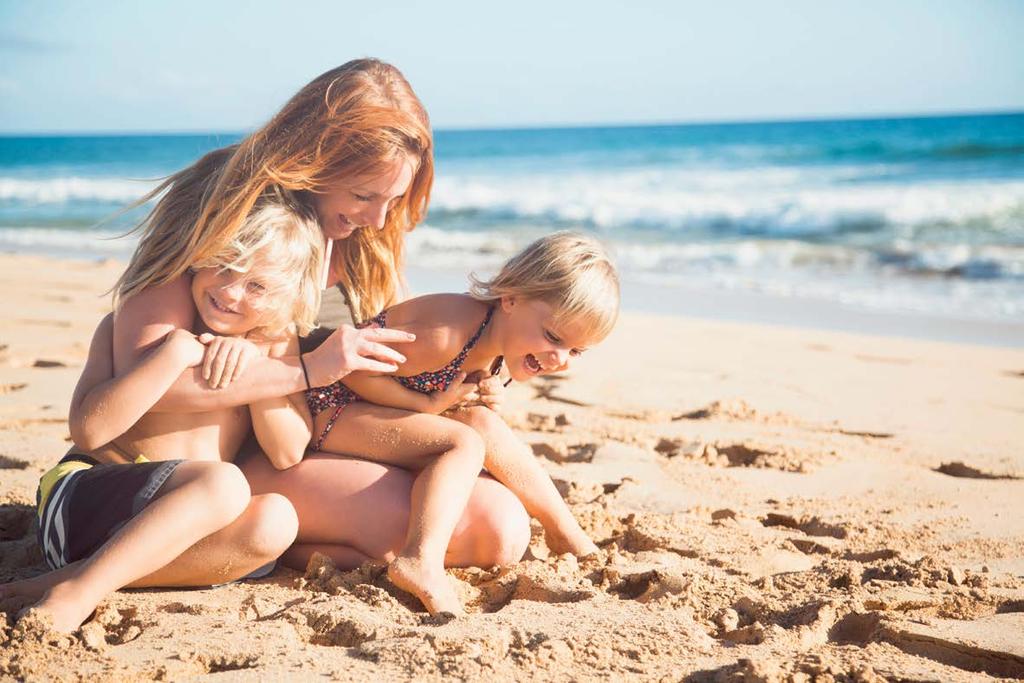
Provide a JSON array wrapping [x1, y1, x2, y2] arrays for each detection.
[[1, 0, 1022, 133]]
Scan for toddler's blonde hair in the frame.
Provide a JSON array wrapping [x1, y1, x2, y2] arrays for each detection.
[[192, 192, 324, 339], [469, 231, 619, 342]]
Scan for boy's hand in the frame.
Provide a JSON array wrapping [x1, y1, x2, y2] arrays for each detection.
[[165, 328, 206, 369], [428, 372, 478, 414], [198, 334, 261, 389]]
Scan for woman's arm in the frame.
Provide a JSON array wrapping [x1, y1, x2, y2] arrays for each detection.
[[249, 336, 314, 470], [113, 275, 415, 413], [69, 316, 204, 451]]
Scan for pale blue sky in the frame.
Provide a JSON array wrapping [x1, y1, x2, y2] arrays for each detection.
[[1, 0, 1022, 133]]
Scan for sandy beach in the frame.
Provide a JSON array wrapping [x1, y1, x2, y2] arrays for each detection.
[[1, 251, 1023, 681]]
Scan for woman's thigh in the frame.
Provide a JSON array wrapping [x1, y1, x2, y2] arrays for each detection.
[[240, 452, 530, 565]]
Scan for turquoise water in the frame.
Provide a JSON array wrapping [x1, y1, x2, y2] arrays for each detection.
[[2, 113, 1023, 322]]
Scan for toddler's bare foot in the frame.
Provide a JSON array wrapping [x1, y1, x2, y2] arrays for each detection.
[[24, 585, 97, 633], [388, 555, 464, 616], [546, 528, 599, 557]]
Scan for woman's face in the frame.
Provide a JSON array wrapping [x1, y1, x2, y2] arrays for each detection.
[[314, 155, 417, 241]]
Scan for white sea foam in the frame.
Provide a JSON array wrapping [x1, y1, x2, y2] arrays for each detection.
[[430, 167, 1024, 236], [0, 177, 159, 203]]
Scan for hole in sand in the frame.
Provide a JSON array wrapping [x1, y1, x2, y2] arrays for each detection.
[[0, 504, 34, 541], [828, 611, 881, 645], [996, 600, 1024, 614], [203, 655, 260, 673]]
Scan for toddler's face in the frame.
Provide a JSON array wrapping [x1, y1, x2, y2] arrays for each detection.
[[499, 298, 597, 382], [314, 155, 416, 241], [190, 267, 269, 336]]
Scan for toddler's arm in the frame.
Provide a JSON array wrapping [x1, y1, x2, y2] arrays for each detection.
[[249, 334, 315, 470], [69, 315, 204, 451], [341, 371, 477, 415]]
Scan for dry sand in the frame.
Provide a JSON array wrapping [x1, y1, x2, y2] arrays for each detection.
[[1, 252, 1023, 681]]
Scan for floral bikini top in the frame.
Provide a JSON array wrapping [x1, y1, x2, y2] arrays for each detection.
[[304, 306, 495, 420]]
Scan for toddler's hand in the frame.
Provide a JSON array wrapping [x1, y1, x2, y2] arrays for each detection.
[[428, 372, 478, 414], [198, 334, 260, 389], [456, 370, 507, 412]]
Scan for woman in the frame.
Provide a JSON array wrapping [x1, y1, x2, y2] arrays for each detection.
[[100, 59, 530, 573]]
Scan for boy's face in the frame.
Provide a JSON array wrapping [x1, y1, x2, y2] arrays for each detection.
[[314, 155, 416, 241], [499, 298, 598, 383], [190, 267, 267, 336]]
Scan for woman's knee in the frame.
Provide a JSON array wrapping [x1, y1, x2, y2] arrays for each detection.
[[469, 483, 530, 566], [238, 493, 299, 561]]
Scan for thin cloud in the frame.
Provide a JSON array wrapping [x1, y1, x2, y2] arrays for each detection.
[[0, 33, 72, 53]]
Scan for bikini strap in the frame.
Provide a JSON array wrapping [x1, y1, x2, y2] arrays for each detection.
[[452, 306, 494, 365]]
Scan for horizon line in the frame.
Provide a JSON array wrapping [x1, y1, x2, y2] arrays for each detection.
[[1, 107, 1022, 138]]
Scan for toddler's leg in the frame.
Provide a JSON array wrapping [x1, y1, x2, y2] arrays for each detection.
[[450, 406, 598, 556], [26, 461, 295, 632], [316, 404, 486, 615]]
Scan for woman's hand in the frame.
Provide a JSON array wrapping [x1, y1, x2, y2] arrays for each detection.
[[302, 324, 415, 388], [197, 334, 261, 389]]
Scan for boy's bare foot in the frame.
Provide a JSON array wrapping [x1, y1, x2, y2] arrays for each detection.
[[24, 584, 98, 633], [388, 555, 464, 616], [0, 560, 84, 611]]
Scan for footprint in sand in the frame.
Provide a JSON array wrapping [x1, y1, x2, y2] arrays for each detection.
[[0, 382, 28, 395], [32, 360, 68, 368], [760, 513, 848, 539], [530, 441, 597, 463], [0, 454, 30, 470], [935, 461, 1021, 480], [660, 439, 821, 473]]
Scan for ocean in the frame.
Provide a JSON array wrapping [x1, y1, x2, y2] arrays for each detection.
[[2, 113, 1023, 332]]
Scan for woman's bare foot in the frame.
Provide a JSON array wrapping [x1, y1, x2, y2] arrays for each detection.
[[545, 527, 599, 557], [388, 555, 463, 616]]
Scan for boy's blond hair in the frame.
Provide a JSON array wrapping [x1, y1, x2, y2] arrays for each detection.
[[469, 232, 619, 342], [192, 193, 324, 339]]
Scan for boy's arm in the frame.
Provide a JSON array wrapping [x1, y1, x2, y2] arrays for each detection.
[[113, 277, 413, 413], [69, 316, 204, 451], [249, 336, 315, 470]]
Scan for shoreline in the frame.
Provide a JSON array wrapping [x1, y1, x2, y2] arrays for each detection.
[[5, 246, 1020, 349]]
